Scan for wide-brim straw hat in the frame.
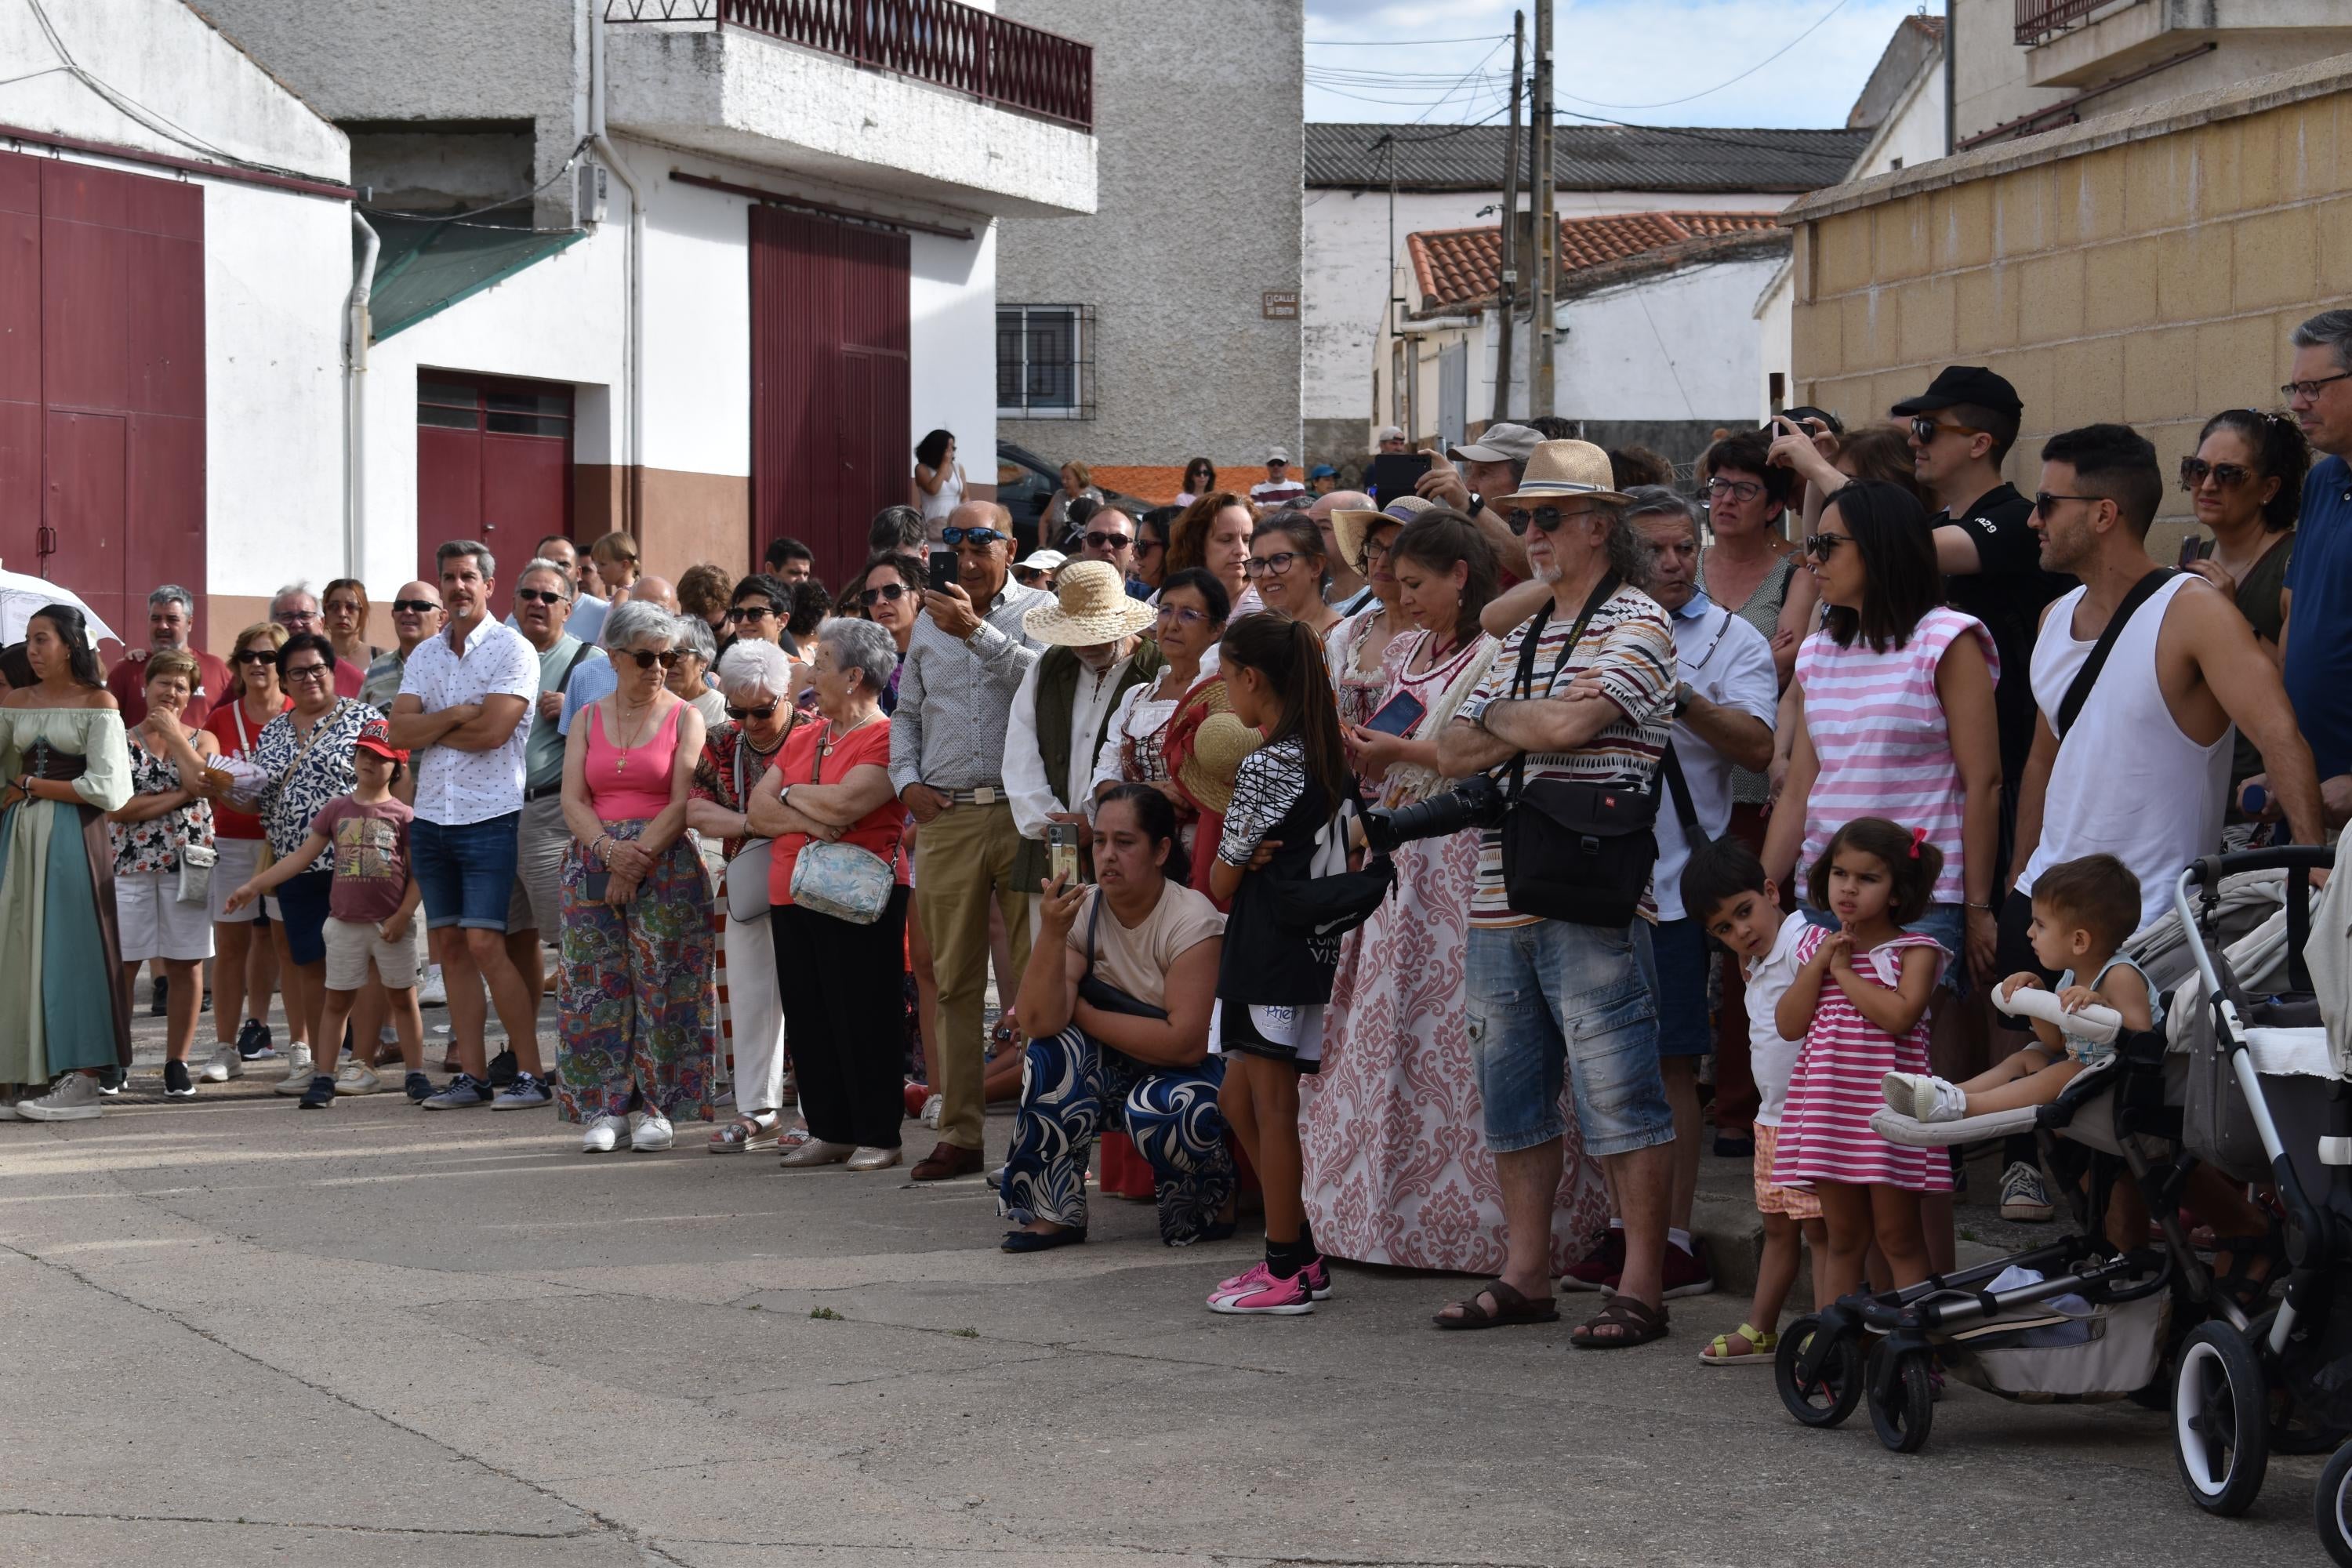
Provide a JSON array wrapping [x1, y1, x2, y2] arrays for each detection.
[[1329, 493, 1436, 572], [1165, 677, 1263, 815], [1493, 438, 1631, 509], [1022, 559, 1155, 646]]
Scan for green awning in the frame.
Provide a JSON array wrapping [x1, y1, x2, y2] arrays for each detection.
[[364, 215, 585, 343]]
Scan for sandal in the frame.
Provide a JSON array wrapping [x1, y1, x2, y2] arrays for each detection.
[[1432, 1278, 1560, 1330], [706, 1114, 779, 1154], [1697, 1322, 1777, 1365], [1570, 1294, 1669, 1349]]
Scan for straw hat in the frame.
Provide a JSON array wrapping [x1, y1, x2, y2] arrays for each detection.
[[1022, 558, 1154, 647], [1164, 677, 1263, 815], [1493, 438, 1630, 509], [1329, 493, 1436, 572]]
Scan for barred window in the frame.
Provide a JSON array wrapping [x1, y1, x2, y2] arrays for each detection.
[[997, 304, 1094, 419]]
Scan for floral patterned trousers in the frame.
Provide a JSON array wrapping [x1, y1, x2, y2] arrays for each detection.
[[556, 822, 718, 1124]]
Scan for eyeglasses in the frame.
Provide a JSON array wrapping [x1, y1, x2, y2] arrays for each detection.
[[1908, 416, 1984, 445], [1506, 506, 1583, 536], [1359, 538, 1396, 564], [390, 598, 441, 615], [514, 588, 567, 606], [861, 583, 909, 606], [726, 604, 775, 622], [275, 609, 319, 626], [941, 526, 1007, 547], [2180, 458, 2254, 490], [1704, 477, 1764, 503], [283, 662, 332, 683], [234, 649, 277, 666], [1156, 604, 1210, 629], [1083, 530, 1133, 551], [2031, 491, 2103, 517], [1800, 533, 1853, 558], [620, 648, 682, 670], [725, 701, 779, 722], [1243, 550, 1301, 577], [2282, 371, 2352, 402], [324, 600, 362, 617]]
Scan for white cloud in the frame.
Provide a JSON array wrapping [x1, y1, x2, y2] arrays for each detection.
[[1303, 0, 1932, 129]]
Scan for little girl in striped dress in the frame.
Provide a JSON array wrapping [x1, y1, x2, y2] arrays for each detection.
[[1772, 817, 1951, 1304]]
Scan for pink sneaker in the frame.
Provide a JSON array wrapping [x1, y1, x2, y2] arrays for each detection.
[[1211, 1261, 1269, 1301], [1209, 1265, 1316, 1315], [1299, 1257, 1334, 1301]]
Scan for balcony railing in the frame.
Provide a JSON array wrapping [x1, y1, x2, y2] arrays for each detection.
[[606, 0, 1094, 132], [2016, 0, 2131, 45]]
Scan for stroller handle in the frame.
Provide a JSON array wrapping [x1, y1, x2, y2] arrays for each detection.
[[1993, 983, 2122, 1044], [2180, 844, 2335, 888]]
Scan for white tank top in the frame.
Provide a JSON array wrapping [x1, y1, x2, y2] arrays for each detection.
[[2018, 575, 2229, 931], [919, 463, 964, 526]]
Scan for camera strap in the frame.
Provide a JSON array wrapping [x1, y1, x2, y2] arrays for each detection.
[[1660, 743, 1698, 834], [1504, 572, 1621, 807]]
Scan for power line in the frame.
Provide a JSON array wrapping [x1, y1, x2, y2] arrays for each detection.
[[1554, 0, 1856, 112], [1306, 34, 1510, 46]]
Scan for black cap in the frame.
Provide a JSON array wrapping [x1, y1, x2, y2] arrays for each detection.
[[1891, 365, 2022, 419]]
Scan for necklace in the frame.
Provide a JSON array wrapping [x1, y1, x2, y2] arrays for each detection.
[[612, 696, 655, 774], [818, 710, 878, 758]]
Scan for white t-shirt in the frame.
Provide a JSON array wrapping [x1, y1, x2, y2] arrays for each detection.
[[1744, 911, 1810, 1127]]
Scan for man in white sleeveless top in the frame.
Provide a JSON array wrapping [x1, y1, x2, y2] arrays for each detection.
[[2008, 423, 2325, 967]]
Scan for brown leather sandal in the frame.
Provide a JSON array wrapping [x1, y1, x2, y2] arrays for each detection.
[[1432, 1278, 1561, 1330], [1569, 1294, 1669, 1349]]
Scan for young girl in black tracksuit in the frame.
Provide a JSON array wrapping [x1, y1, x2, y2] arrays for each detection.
[[1203, 614, 1356, 1316]]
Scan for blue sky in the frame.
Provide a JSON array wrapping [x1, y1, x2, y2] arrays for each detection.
[[1302, 0, 1933, 129]]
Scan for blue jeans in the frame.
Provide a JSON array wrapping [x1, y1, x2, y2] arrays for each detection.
[[412, 812, 523, 931], [1465, 919, 1675, 1158], [1650, 916, 1713, 1058], [998, 1026, 1234, 1245]]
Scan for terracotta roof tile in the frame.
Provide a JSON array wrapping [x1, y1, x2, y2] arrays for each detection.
[[1406, 210, 1784, 311]]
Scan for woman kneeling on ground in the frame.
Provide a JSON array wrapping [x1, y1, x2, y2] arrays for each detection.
[[998, 783, 1235, 1252]]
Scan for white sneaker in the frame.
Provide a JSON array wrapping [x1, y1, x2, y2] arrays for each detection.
[[628, 1109, 673, 1152], [1882, 1072, 1969, 1123], [271, 1044, 317, 1095], [581, 1113, 630, 1153], [417, 964, 446, 1006], [17, 1073, 104, 1121], [333, 1062, 382, 1096], [920, 1092, 943, 1130], [198, 1045, 244, 1083]]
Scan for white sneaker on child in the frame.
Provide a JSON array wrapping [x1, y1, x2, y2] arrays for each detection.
[[1882, 1071, 1968, 1123]]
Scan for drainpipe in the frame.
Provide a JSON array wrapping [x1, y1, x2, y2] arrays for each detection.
[[345, 208, 380, 580], [590, 7, 644, 535]]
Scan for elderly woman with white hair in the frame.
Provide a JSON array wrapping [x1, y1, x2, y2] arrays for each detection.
[[666, 613, 729, 731], [557, 600, 719, 1152], [688, 637, 805, 1152], [746, 616, 910, 1170]]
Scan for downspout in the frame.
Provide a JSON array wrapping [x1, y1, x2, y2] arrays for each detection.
[[590, 7, 644, 536], [345, 208, 379, 580]]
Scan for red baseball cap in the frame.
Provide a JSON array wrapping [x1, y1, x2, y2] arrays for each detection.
[[353, 717, 408, 764]]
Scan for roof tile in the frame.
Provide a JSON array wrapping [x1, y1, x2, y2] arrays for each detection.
[[1406, 210, 1784, 311]]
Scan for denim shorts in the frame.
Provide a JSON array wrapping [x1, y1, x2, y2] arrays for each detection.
[[1464, 918, 1675, 1158], [1649, 916, 1713, 1058], [1798, 898, 1970, 998], [412, 812, 524, 931], [272, 869, 336, 967]]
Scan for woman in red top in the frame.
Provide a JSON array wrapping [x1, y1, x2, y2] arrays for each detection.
[[197, 622, 292, 1080], [749, 616, 908, 1171]]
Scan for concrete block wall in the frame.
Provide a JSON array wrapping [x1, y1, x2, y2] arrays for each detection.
[[1788, 54, 2352, 559]]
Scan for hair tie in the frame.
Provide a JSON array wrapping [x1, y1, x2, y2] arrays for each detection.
[[1908, 825, 1928, 859]]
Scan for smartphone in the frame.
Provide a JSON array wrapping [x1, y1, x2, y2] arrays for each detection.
[[1368, 452, 1432, 505], [1047, 822, 1086, 886], [1362, 689, 1428, 739], [583, 869, 612, 902], [2176, 532, 2205, 568], [928, 551, 958, 595]]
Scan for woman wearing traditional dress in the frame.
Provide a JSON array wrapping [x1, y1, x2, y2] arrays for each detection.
[[1302, 511, 1612, 1272], [4, 605, 135, 1120], [1091, 568, 1229, 855], [1322, 495, 1432, 730]]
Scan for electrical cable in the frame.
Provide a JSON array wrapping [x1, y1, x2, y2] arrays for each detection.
[[1552, 0, 1856, 112], [359, 136, 595, 223], [1306, 34, 1510, 47]]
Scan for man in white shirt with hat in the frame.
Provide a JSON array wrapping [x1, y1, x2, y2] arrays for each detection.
[[1250, 449, 1308, 514], [1417, 420, 1546, 579]]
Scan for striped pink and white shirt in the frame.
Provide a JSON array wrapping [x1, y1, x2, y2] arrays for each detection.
[[1795, 607, 1996, 907]]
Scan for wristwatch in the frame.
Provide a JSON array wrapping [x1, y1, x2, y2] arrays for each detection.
[[1672, 683, 1694, 718]]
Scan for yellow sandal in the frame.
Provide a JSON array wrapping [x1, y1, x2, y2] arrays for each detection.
[[1698, 1323, 1777, 1365]]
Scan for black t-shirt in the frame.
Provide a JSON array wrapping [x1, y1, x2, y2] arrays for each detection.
[[1936, 482, 2070, 799]]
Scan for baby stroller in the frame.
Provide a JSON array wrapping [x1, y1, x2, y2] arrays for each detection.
[[1770, 846, 2342, 1464]]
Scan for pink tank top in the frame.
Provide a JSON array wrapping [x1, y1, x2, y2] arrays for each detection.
[[585, 701, 685, 820]]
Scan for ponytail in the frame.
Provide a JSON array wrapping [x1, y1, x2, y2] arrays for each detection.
[[1218, 615, 1352, 811]]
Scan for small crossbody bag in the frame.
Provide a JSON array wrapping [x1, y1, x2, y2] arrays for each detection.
[[785, 723, 898, 925]]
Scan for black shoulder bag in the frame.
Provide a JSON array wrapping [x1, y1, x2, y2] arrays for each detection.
[[1075, 891, 1171, 1021], [1497, 575, 1671, 927], [1262, 772, 1396, 938], [2053, 569, 2176, 740]]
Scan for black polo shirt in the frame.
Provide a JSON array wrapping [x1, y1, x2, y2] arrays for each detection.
[[1937, 481, 2071, 802]]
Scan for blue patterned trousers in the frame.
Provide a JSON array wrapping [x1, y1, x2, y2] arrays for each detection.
[[998, 1026, 1235, 1246]]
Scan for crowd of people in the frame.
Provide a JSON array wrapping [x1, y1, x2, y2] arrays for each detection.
[[5, 305, 2350, 1351]]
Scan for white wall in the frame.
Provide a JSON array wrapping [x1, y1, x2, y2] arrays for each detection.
[[1754, 263, 1794, 422], [1554, 256, 1784, 422], [911, 223, 996, 478]]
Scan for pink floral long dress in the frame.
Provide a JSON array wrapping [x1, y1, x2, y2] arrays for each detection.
[[1301, 629, 1612, 1273]]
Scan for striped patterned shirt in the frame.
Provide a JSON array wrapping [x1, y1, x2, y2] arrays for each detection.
[[1795, 607, 1997, 907], [1457, 584, 1676, 928]]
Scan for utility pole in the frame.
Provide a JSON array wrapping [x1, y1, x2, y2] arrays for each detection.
[[1531, 0, 1555, 419], [1943, 0, 1957, 156], [1491, 10, 1525, 425]]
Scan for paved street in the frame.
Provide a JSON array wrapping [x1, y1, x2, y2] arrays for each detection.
[[0, 998, 2330, 1568]]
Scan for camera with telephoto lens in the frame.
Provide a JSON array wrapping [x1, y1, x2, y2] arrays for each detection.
[[1359, 772, 1506, 855]]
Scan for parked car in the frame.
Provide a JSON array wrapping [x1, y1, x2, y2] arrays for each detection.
[[995, 442, 1154, 555]]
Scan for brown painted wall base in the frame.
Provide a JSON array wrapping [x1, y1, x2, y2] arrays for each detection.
[[575, 465, 753, 583]]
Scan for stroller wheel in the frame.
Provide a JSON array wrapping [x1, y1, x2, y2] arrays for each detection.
[[1775, 1316, 1863, 1428], [1865, 1343, 1935, 1455], [2173, 1320, 2270, 1516], [2318, 1441, 2352, 1566]]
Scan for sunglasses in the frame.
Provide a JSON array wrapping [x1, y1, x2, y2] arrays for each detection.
[[1908, 416, 1984, 445], [2032, 491, 2103, 517], [726, 604, 775, 622], [390, 598, 441, 615], [941, 526, 1007, 547], [2180, 458, 2254, 489], [1243, 550, 1301, 577], [1801, 533, 1853, 557], [620, 648, 682, 670], [1014, 568, 1047, 582], [1083, 530, 1133, 550], [726, 701, 780, 722], [514, 588, 567, 606], [234, 648, 277, 666], [283, 662, 332, 682], [861, 583, 909, 605], [1505, 506, 1581, 536]]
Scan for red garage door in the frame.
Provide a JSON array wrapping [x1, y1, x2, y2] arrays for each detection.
[[416, 374, 572, 585], [0, 151, 205, 657], [750, 209, 909, 588]]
